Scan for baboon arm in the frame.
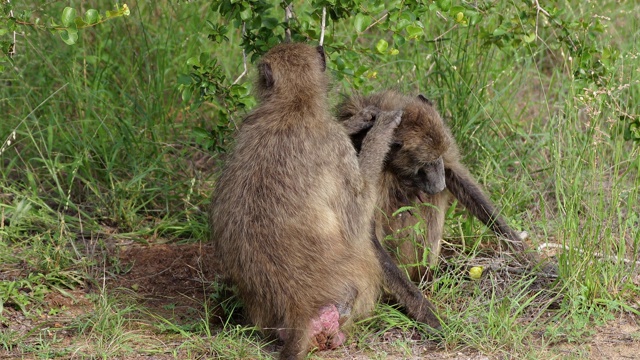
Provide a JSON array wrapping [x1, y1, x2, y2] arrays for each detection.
[[371, 227, 442, 330], [358, 110, 402, 185], [444, 167, 525, 251]]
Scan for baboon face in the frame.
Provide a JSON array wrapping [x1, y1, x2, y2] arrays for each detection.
[[387, 96, 451, 195]]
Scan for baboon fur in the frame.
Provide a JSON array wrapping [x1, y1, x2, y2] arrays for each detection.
[[337, 90, 530, 282], [209, 45, 440, 360]]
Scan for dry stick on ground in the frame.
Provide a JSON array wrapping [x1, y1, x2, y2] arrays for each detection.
[[538, 242, 640, 266], [471, 239, 640, 279]]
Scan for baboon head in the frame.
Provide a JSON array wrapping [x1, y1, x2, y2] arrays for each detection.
[[385, 95, 452, 195], [256, 43, 328, 101], [340, 91, 453, 196]]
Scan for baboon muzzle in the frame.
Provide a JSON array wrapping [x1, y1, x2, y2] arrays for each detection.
[[417, 157, 446, 195]]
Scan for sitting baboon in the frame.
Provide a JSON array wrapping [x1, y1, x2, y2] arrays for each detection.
[[337, 90, 531, 282], [209, 45, 441, 360]]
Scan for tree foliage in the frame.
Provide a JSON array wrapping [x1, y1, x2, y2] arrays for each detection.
[[0, 2, 129, 71], [178, 0, 627, 149]]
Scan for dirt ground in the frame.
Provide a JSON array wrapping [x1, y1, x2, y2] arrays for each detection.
[[1, 242, 639, 359]]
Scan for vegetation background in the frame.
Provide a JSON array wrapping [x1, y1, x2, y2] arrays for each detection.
[[1, 0, 639, 358]]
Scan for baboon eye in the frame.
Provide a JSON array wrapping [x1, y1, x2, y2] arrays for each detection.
[[391, 140, 403, 150]]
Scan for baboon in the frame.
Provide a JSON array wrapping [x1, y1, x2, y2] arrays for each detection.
[[209, 45, 441, 360], [337, 90, 531, 282]]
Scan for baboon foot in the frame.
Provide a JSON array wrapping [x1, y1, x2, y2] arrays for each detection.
[[308, 304, 346, 351]]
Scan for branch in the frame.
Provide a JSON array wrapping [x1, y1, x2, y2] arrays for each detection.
[[232, 22, 247, 85], [533, 0, 550, 40], [319, 7, 326, 46], [284, 2, 292, 42], [363, 10, 389, 33]]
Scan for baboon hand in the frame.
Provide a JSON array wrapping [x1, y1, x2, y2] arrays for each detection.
[[342, 105, 381, 135], [361, 105, 381, 122], [378, 110, 403, 129]]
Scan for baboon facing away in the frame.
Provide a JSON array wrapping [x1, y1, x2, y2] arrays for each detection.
[[337, 90, 530, 282], [209, 45, 441, 360]]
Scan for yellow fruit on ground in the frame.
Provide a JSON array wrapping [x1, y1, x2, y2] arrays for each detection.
[[469, 266, 483, 280]]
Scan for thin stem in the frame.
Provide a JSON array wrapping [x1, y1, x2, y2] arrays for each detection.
[[232, 22, 247, 85], [319, 7, 326, 46]]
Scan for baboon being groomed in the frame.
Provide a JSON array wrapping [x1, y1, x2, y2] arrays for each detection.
[[337, 90, 531, 282], [209, 45, 441, 360]]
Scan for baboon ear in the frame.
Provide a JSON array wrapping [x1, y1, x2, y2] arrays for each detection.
[[259, 62, 275, 88], [316, 45, 326, 72], [417, 94, 433, 106]]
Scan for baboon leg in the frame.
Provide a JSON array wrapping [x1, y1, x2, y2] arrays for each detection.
[[279, 317, 312, 360], [371, 228, 442, 330], [444, 167, 526, 251], [341, 105, 378, 135]]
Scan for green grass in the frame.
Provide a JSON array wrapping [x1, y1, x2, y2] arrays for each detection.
[[1, 0, 639, 359]]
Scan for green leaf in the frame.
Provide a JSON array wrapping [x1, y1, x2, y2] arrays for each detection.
[[239, 7, 252, 21], [406, 24, 424, 39], [523, 33, 536, 43], [177, 74, 192, 85], [84, 9, 100, 25], [375, 39, 388, 54], [59, 28, 78, 45], [182, 88, 192, 102], [395, 18, 411, 31], [186, 56, 201, 67], [354, 13, 367, 33], [437, 0, 451, 11], [262, 17, 279, 30], [61, 7, 77, 27], [492, 26, 507, 36]]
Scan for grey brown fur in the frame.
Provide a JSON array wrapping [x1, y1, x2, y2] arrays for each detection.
[[209, 45, 440, 360], [337, 90, 530, 282]]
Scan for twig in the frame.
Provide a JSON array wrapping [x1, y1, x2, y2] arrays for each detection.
[[538, 242, 640, 266], [533, 0, 550, 17], [284, 2, 292, 42], [434, 24, 457, 43], [232, 22, 247, 85], [319, 7, 326, 46], [363, 10, 389, 33], [533, 0, 550, 40]]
